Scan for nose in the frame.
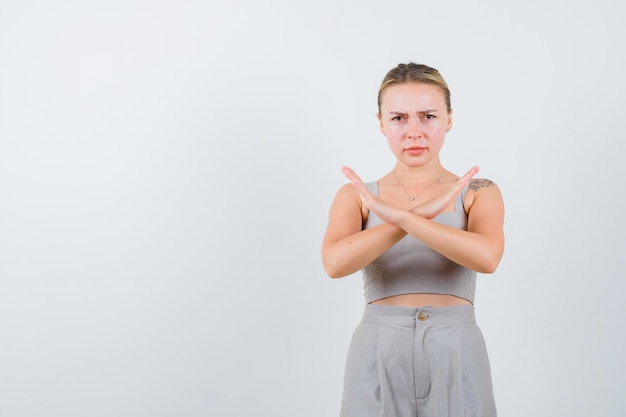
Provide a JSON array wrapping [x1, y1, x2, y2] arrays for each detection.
[[406, 117, 423, 139]]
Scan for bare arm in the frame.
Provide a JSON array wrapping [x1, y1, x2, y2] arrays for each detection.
[[395, 181, 504, 273], [342, 167, 504, 274], [321, 167, 480, 278], [321, 183, 406, 278]]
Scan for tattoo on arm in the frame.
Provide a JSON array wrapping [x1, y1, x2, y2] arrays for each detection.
[[469, 178, 494, 191]]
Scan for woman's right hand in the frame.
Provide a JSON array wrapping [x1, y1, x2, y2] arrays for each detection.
[[412, 166, 479, 219]]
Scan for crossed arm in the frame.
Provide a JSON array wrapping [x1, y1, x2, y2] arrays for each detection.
[[321, 166, 505, 278]]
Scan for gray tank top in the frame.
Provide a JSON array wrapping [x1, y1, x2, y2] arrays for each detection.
[[361, 182, 477, 304]]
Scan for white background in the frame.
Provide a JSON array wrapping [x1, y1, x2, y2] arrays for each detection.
[[1, 1, 625, 416]]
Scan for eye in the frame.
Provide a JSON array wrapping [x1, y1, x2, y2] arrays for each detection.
[[424, 114, 436, 120], [391, 115, 405, 122]]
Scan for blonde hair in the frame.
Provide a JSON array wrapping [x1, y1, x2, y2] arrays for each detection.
[[377, 63, 452, 113]]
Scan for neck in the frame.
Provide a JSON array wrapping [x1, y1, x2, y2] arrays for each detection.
[[392, 163, 445, 202], [394, 162, 444, 185]]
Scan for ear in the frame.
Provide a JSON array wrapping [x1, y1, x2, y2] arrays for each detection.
[[377, 113, 385, 135], [446, 109, 453, 132]]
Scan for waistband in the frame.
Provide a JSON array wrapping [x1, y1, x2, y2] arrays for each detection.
[[361, 304, 476, 326]]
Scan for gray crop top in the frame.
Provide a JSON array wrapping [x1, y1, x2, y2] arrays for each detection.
[[361, 182, 477, 304]]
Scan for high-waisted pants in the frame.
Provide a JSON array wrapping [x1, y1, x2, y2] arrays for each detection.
[[340, 304, 496, 417]]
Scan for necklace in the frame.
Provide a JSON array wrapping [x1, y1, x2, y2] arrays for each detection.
[[393, 167, 445, 201]]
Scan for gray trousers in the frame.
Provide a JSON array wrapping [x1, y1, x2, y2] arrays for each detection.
[[341, 304, 496, 417]]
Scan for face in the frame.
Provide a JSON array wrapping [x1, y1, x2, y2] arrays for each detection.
[[378, 82, 452, 167]]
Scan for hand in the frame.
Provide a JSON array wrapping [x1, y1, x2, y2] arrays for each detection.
[[342, 166, 406, 224], [412, 166, 479, 219]]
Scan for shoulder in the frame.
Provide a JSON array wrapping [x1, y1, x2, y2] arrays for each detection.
[[331, 182, 369, 218], [464, 178, 504, 214], [334, 180, 378, 199], [324, 182, 369, 241], [334, 182, 360, 200], [468, 178, 499, 192]]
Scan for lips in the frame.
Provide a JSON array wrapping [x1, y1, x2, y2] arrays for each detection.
[[405, 146, 426, 155]]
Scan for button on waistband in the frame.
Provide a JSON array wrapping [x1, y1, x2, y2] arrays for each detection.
[[417, 311, 429, 321]]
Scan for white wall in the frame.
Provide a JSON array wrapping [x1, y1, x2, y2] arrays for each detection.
[[1, 1, 624, 416]]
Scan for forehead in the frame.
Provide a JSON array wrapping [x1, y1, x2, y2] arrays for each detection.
[[380, 82, 446, 110]]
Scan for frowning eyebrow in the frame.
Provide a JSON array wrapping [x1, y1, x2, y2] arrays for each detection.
[[388, 109, 440, 115]]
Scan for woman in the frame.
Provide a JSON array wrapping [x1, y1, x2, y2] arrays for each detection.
[[322, 63, 505, 417]]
